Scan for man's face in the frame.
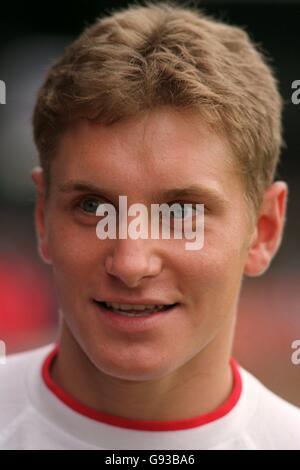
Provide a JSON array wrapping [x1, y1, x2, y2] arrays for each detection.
[[36, 107, 254, 381]]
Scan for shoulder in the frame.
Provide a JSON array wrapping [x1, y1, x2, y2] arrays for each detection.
[[0, 344, 53, 428], [240, 367, 300, 450]]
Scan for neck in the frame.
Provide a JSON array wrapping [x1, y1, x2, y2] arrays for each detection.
[[51, 320, 236, 422]]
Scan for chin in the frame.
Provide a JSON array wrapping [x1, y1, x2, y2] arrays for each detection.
[[89, 347, 176, 382]]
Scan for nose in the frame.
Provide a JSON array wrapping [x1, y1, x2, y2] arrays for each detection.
[[104, 238, 163, 288]]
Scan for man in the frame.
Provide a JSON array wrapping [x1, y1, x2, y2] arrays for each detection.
[[1, 1, 299, 450]]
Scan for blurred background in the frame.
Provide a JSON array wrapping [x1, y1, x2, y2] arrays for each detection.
[[0, 0, 299, 406]]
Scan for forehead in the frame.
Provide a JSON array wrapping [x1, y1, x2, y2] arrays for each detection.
[[52, 106, 239, 200]]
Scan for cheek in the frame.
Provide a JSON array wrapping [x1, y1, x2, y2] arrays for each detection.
[[177, 232, 246, 305], [171, 241, 245, 349], [47, 213, 102, 281]]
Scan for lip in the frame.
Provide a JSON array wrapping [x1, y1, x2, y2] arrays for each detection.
[[94, 298, 176, 306], [91, 300, 180, 333]]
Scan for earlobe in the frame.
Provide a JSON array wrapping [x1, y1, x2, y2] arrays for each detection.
[[31, 166, 52, 265], [243, 241, 271, 277], [243, 225, 269, 277], [38, 239, 52, 265]]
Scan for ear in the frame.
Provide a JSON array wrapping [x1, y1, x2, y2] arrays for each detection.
[[31, 166, 52, 265], [244, 181, 288, 277]]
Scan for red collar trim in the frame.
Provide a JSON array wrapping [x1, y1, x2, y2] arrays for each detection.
[[42, 346, 242, 432]]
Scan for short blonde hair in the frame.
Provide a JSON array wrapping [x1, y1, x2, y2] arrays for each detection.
[[32, 1, 283, 215]]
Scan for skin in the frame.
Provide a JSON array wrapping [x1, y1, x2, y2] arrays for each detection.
[[32, 106, 288, 421]]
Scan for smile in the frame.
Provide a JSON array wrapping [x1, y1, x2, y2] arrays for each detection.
[[95, 301, 177, 317]]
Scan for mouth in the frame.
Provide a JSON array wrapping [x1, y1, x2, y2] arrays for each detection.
[[93, 300, 179, 317]]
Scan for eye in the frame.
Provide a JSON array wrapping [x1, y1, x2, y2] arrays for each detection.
[[78, 197, 101, 214]]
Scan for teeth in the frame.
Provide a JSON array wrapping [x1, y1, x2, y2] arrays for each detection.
[[110, 310, 157, 317], [105, 302, 166, 311]]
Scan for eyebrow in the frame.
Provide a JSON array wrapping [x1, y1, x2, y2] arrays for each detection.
[[58, 180, 227, 208]]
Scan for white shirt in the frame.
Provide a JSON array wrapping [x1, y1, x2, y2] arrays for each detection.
[[0, 344, 300, 450]]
